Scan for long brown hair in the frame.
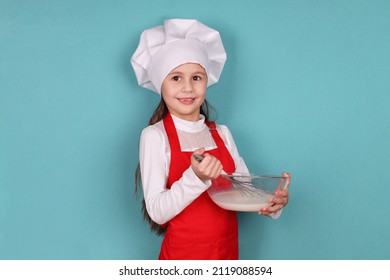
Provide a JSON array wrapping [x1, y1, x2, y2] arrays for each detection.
[[135, 97, 216, 235]]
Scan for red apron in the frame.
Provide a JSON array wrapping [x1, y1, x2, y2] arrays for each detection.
[[159, 113, 238, 260]]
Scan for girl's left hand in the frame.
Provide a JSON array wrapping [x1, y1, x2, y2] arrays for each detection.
[[258, 172, 291, 216]]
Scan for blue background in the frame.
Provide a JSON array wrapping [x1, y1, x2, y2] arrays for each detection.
[[1, 0, 389, 259]]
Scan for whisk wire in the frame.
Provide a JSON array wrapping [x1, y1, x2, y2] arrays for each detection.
[[193, 153, 268, 198], [222, 175, 266, 198]]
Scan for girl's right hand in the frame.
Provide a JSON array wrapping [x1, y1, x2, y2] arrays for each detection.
[[191, 148, 223, 181]]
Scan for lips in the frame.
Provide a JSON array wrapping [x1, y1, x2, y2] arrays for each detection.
[[177, 98, 195, 105]]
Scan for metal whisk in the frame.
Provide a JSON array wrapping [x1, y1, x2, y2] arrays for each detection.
[[192, 154, 265, 197]]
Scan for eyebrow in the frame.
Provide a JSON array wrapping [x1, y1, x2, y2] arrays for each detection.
[[168, 71, 206, 76]]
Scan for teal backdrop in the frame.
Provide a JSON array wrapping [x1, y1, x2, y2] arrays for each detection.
[[1, 0, 389, 260]]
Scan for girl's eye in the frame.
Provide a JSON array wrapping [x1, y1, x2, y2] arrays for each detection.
[[172, 76, 180, 81], [193, 76, 201, 81]]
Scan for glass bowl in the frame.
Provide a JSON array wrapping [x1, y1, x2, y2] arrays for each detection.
[[207, 173, 288, 212]]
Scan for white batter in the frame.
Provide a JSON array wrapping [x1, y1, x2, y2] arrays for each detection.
[[209, 190, 275, 212]]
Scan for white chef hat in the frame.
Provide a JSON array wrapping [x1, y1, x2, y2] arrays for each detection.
[[131, 19, 227, 94]]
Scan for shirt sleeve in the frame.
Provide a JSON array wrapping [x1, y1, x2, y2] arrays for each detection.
[[139, 126, 211, 225]]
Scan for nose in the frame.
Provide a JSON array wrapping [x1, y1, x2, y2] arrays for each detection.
[[181, 79, 193, 93]]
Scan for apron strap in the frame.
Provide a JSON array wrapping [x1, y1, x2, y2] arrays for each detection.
[[206, 121, 236, 174], [163, 113, 181, 154]]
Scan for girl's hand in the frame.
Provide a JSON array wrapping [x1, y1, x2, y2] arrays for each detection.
[[191, 148, 223, 181], [259, 172, 291, 216]]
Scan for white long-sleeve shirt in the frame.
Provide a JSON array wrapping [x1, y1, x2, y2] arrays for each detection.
[[139, 114, 280, 225]]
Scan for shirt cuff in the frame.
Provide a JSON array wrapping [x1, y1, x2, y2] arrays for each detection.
[[182, 167, 212, 190], [268, 209, 283, 219]]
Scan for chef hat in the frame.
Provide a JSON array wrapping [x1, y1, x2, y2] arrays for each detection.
[[131, 19, 227, 94]]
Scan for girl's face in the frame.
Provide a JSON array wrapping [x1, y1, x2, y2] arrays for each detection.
[[161, 63, 207, 122]]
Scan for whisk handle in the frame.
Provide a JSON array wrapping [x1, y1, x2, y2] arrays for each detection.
[[192, 153, 228, 175], [192, 153, 204, 163]]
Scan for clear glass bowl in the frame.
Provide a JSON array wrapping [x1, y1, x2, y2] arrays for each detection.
[[207, 173, 288, 212]]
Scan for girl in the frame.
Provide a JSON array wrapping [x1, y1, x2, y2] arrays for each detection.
[[131, 19, 290, 260]]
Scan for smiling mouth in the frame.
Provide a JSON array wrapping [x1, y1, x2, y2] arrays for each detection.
[[177, 98, 195, 104]]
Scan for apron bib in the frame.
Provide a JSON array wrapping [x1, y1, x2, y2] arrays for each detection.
[[159, 113, 238, 260]]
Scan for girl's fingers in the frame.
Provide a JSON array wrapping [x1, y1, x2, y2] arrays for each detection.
[[275, 190, 288, 197], [275, 190, 289, 205], [259, 195, 288, 215], [258, 173, 291, 216], [271, 196, 287, 204], [209, 159, 223, 179], [258, 204, 282, 215], [282, 172, 291, 190], [195, 153, 222, 180]]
